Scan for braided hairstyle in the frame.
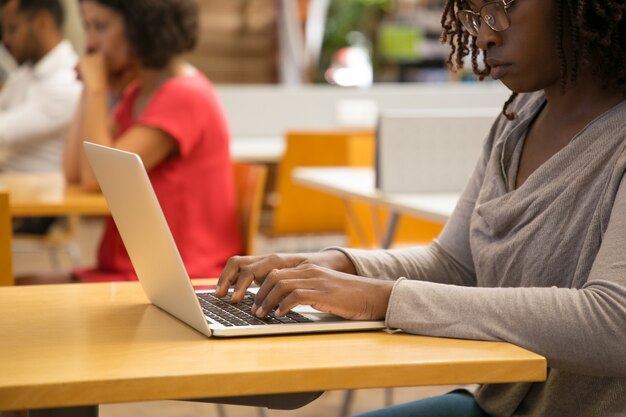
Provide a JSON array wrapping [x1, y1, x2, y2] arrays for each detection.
[[440, 0, 626, 120]]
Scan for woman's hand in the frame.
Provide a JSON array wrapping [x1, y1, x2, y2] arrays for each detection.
[[78, 54, 138, 97], [215, 250, 356, 302], [215, 250, 393, 321], [78, 54, 109, 94], [252, 265, 394, 321]]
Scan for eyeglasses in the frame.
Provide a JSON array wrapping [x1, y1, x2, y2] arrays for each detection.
[[457, 0, 517, 37]]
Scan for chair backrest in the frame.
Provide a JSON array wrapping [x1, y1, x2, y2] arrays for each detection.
[[0, 190, 14, 286], [271, 130, 375, 235], [233, 162, 268, 256]]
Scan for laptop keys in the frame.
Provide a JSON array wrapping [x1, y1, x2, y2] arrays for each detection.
[[197, 292, 313, 327]]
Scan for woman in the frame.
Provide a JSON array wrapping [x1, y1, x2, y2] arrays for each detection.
[[65, 0, 241, 282], [216, 0, 626, 416]]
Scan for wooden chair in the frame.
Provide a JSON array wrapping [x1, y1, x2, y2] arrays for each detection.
[[0, 190, 14, 286], [267, 130, 443, 250], [271, 130, 376, 235], [233, 162, 268, 256]]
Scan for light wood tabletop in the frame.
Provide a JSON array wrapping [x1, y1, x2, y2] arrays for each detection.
[[0, 173, 107, 217], [0, 280, 546, 412], [9, 184, 109, 217]]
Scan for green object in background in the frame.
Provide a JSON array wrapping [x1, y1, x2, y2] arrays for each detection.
[[378, 24, 423, 61]]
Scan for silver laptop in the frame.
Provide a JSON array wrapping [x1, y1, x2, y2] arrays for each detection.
[[83, 141, 385, 337]]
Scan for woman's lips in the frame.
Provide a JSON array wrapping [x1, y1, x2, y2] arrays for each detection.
[[487, 59, 511, 80], [490, 64, 511, 80]]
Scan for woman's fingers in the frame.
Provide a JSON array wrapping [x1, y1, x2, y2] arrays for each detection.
[[252, 265, 336, 317], [275, 288, 321, 316], [216, 256, 249, 296], [216, 256, 275, 302], [252, 266, 314, 312], [215, 253, 307, 301], [255, 281, 322, 318]]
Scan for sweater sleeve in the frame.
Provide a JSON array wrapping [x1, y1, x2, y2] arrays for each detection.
[[385, 172, 626, 377]]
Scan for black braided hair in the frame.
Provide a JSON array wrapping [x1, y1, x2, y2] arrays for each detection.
[[440, 0, 626, 120]]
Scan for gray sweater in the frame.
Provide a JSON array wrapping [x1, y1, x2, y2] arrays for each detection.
[[340, 92, 626, 417]]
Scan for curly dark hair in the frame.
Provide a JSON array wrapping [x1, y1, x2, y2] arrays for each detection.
[[81, 0, 198, 69], [440, 0, 626, 119]]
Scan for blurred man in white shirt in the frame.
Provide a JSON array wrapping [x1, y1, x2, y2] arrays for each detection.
[[1, 0, 82, 234], [0, 0, 81, 173]]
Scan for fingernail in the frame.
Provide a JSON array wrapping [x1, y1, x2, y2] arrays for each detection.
[[251, 303, 258, 313]]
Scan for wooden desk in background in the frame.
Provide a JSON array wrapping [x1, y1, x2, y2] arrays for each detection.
[[0, 280, 546, 415], [9, 184, 109, 217], [293, 167, 459, 248], [0, 173, 108, 218], [5, 136, 284, 217]]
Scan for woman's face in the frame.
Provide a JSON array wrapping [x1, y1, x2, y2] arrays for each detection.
[[81, 1, 134, 76], [471, 0, 562, 93]]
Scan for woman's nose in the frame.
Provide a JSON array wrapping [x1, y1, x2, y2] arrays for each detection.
[[84, 32, 99, 54], [475, 21, 502, 50]]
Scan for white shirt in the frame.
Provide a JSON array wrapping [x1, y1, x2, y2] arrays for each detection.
[[0, 40, 82, 172], [0, 44, 17, 82]]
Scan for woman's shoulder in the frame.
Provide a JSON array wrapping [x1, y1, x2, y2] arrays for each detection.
[[601, 98, 626, 131], [161, 70, 212, 93], [153, 71, 218, 107]]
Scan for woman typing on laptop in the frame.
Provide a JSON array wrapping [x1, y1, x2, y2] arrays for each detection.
[[217, 0, 626, 416], [64, 0, 241, 282]]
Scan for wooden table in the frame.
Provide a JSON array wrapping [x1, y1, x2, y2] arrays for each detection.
[[0, 280, 546, 414], [8, 184, 109, 217], [293, 167, 459, 248]]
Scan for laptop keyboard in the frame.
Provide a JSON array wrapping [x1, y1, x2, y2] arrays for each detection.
[[197, 292, 313, 327]]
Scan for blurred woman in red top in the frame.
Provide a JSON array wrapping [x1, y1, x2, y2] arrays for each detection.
[[64, 0, 241, 281]]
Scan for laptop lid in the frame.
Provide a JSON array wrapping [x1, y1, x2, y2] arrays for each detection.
[[83, 141, 212, 337], [83, 142, 385, 338]]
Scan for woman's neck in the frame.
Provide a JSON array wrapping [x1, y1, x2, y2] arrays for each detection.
[[136, 59, 187, 94], [130, 59, 189, 118], [542, 70, 625, 124]]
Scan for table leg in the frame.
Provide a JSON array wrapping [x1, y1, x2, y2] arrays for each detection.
[[369, 205, 384, 246], [342, 199, 369, 248], [340, 390, 354, 417], [381, 212, 400, 249]]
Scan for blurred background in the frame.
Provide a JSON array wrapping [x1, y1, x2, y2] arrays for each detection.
[[49, 0, 476, 87]]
